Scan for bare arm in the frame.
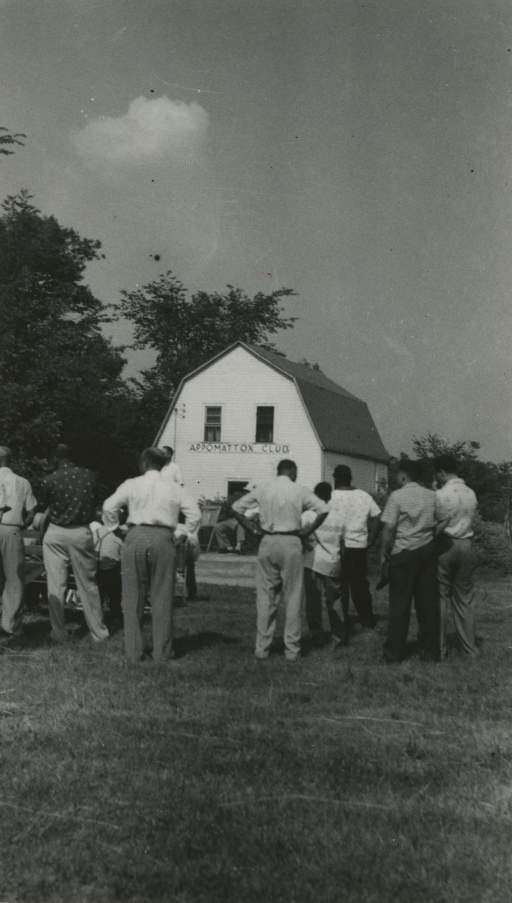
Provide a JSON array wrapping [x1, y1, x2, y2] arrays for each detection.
[[380, 523, 396, 564]]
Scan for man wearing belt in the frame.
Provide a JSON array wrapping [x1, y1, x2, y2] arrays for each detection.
[[39, 444, 109, 644], [103, 447, 200, 663], [381, 458, 438, 663], [0, 446, 37, 640], [233, 459, 328, 662], [434, 455, 478, 658]]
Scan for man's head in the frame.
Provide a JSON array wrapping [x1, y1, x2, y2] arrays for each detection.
[[433, 454, 459, 487], [333, 465, 352, 488], [139, 447, 168, 474], [314, 481, 332, 503], [0, 446, 11, 467], [54, 443, 73, 466], [396, 458, 422, 487], [162, 445, 174, 462], [277, 459, 298, 482]]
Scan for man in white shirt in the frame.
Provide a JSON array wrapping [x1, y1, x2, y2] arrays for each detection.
[[160, 446, 184, 486], [303, 482, 347, 647], [233, 459, 328, 662], [331, 465, 381, 630], [434, 454, 478, 658], [0, 446, 37, 639], [103, 447, 200, 662]]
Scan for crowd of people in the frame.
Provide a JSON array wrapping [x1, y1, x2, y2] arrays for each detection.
[[0, 442, 479, 665]]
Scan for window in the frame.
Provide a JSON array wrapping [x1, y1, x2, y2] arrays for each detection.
[[255, 406, 274, 443], [204, 406, 222, 442]]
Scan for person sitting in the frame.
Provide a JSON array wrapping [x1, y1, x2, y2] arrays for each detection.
[[212, 489, 248, 553]]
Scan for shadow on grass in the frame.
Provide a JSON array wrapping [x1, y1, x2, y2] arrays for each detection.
[[174, 631, 240, 657]]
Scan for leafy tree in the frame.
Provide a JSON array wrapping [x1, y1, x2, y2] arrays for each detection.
[[0, 127, 25, 156], [411, 432, 512, 521], [0, 190, 139, 488], [118, 271, 297, 438]]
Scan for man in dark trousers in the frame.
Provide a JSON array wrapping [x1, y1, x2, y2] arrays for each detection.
[[39, 444, 109, 644], [380, 458, 438, 663], [330, 465, 381, 631], [103, 448, 200, 662]]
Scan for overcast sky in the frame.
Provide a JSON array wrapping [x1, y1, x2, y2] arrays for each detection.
[[1, 0, 512, 460]]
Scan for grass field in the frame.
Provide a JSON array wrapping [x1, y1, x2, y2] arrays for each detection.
[[1, 576, 512, 903]]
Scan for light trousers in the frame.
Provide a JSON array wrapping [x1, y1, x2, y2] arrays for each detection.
[[121, 526, 176, 663], [43, 524, 109, 643], [438, 537, 477, 657], [256, 535, 304, 658], [0, 525, 25, 634]]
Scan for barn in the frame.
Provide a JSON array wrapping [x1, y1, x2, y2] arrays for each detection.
[[155, 342, 389, 500]]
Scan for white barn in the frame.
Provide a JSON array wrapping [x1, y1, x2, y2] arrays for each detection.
[[155, 342, 389, 500]]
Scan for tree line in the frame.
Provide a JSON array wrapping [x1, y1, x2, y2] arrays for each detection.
[[1, 129, 510, 519]]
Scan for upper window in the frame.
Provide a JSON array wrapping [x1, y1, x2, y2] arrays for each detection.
[[204, 406, 222, 442], [255, 406, 274, 443]]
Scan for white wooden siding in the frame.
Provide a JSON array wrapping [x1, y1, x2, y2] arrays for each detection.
[[323, 452, 379, 494], [159, 345, 323, 499]]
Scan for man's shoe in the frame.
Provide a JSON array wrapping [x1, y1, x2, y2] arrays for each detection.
[[285, 653, 301, 663], [254, 651, 269, 661]]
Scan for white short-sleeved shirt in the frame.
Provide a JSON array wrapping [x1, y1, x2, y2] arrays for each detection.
[[330, 489, 381, 549], [0, 466, 37, 527], [302, 506, 345, 577], [435, 478, 477, 539], [160, 461, 184, 486]]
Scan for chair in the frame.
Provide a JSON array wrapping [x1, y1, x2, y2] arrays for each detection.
[[200, 504, 223, 552]]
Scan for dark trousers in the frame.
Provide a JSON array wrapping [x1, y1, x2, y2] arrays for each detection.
[[98, 564, 122, 620], [304, 568, 346, 640], [340, 548, 376, 627], [186, 549, 197, 600], [384, 541, 438, 662], [121, 526, 176, 662]]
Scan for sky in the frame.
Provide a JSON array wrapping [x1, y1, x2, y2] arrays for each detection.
[[1, 0, 512, 460]]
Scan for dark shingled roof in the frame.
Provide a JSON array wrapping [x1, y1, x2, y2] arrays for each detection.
[[248, 345, 389, 463]]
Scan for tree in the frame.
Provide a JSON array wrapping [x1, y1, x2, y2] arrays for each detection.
[[0, 190, 139, 488], [118, 271, 297, 438], [0, 127, 25, 156], [411, 432, 512, 521]]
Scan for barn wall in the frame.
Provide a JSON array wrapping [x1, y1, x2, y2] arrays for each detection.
[[158, 346, 323, 500]]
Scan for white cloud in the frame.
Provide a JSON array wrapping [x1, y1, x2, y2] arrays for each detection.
[[72, 95, 209, 166]]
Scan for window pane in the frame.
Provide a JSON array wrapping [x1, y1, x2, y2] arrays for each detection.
[[204, 406, 222, 442], [255, 406, 274, 443]]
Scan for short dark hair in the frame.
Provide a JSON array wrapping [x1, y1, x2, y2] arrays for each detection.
[[163, 445, 174, 457], [314, 481, 332, 503], [139, 447, 168, 473], [277, 459, 297, 476], [398, 458, 422, 482], [333, 465, 352, 486], [433, 454, 459, 475]]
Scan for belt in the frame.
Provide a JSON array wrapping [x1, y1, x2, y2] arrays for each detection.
[[130, 523, 175, 531], [0, 523, 23, 528]]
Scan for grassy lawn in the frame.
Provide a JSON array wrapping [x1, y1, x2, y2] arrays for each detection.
[[1, 577, 512, 902]]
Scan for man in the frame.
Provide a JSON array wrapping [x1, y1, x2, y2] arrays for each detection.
[[39, 444, 109, 644], [303, 482, 347, 647], [434, 454, 478, 658], [233, 459, 328, 662], [103, 447, 200, 662], [212, 488, 248, 554], [90, 509, 128, 629], [331, 465, 381, 631], [381, 459, 438, 663], [160, 446, 184, 486], [0, 447, 37, 640]]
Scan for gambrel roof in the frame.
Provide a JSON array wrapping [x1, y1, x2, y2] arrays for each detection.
[[156, 342, 389, 463]]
